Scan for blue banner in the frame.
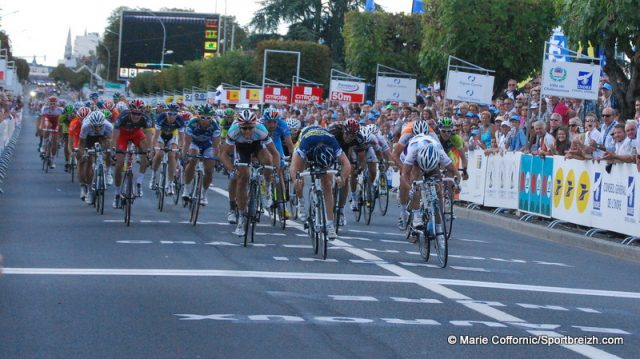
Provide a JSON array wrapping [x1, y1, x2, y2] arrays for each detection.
[[412, 0, 424, 14], [365, 0, 375, 12], [518, 155, 553, 217]]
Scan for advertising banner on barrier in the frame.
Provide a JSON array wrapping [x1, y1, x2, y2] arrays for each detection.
[[194, 91, 207, 104], [240, 88, 263, 105], [263, 86, 291, 105], [375, 77, 417, 103], [291, 85, 323, 105], [483, 152, 521, 209], [551, 157, 593, 227], [329, 79, 365, 103], [459, 150, 487, 205], [541, 60, 601, 100], [445, 71, 494, 105], [518, 155, 553, 217]]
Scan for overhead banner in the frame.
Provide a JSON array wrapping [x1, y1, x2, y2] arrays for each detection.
[[220, 89, 240, 105], [375, 77, 417, 103], [483, 152, 521, 209], [459, 150, 487, 205], [291, 85, 323, 105], [445, 71, 494, 104], [240, 88, 263, 105], [329, 79, 365, 103], [263, 86, 291, 105], [541, 59, 601, 100]]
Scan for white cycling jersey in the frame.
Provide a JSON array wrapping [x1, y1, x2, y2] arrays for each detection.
[[402, 134, 451, 167]]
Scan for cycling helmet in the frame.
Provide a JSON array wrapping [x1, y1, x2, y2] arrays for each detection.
[[286, 118, 301, 130], [438, 117, 454, 129], [237, 109, 257, 125], [164, 96, 174, 104], [129, 99, 145, 111], [309, 145, 336, 168], [365, 124, 380, 135], [166, 103, 179, 112], [360, 128, 374, 144], [216, 109, 225, 117], [116, 102, 129, 112], [345, 118, 360, 134], [96, 100, 105, 109], [224, 108, 234, 117], [103, 100, 115, 111], [263, 107, 280, 121], [89, 93, 99, 101], [77, 107, 91, 119], [47, 96, 58, 104], [101, 109, 112, 119], [58, 100, 67, 107], [112, 93, 122, 101], [73, 101, 85, 111], [412, 120, 430, 135], [417, 144, 440, 173], [87, 111, 107, 126], [63, 105, 74, 114], [196, 104, 215, 116], [176, 96, 184, 104], [178, 111, 192, 121]]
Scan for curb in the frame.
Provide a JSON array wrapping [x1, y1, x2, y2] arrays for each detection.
[[455, 206, 640, 263]]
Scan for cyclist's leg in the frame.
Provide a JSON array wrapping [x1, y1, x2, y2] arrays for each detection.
[[183, 146, 199, 193], [321, 173, 335, 222], [202, 146, 215, 189], [135, 134, 149, 187]]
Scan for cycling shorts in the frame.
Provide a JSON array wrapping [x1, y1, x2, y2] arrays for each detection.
[[235, 141, 263, 164], [116, 129, 146, 152]]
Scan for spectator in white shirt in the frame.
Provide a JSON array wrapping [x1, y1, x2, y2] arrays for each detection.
[[602, 124, 635, 163]]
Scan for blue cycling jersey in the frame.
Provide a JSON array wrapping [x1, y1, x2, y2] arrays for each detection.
[[264, 118, 291, 158], [185, 118, 221, 148], [296, 125, 343, 160]]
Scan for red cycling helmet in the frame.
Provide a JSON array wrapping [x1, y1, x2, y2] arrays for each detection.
[[345, 118, 360, 134], [77, 107, 92, 119], [103, 100, 115, 111], [47, 96, 58, 104], [129, 99, 145, 111]]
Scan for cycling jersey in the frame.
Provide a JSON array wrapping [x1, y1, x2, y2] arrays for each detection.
[[295, 125, 343, 160], [439, 133, 464, 156], [58, 113, 74, 134], [219, 116, 235, 139], [403, 134, 452, 167], [41, 106, 64, 130], [68, 117, 82, 148], [114, 111, 154, 151], [328, 123, 366, 153], [155, 112, 185, 142], [262, 118, 291, 160], [185, 118, 221, 150], [80, 121, 114, 139]]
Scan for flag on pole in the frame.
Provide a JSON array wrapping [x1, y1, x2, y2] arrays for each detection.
[[365, 0, 375, 12], [412, 0, 424, 14]]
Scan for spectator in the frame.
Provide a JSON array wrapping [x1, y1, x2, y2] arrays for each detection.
[[567, 117, 582, 143], [602, 124, 634, 163], [502, 98, 517, 115], [549, 113, 563, 137], [508, 115, 528, 151], [634, 97, 640, 121], [497, 121, 511, 151], [501, 79, 521, 101], [568, 113, 602, 160], [625, 120, 638, 157], [549, 96, 570, 125], [478, 111, 494, 149], [552, 127, 572, 156], [531, 120, 555, 155], [599, 83, 619, 112]]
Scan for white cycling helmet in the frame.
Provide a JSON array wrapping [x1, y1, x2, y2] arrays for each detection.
[[116, 102, 129, 112], [412, 120, 430, 136], [365, 124, 380, 135], [417, 144, 440, 173], [87, 111, 107, 127], [286, 118, 301, 130]]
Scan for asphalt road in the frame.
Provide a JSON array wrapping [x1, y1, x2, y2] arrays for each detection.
[[1, 111, 639, 358]]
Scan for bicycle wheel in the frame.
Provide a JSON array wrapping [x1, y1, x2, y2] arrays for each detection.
[[332, 185, 341, 235], [433, 201, 449, 268], [173, 167, 182, 206], [96, 165, 105, 215], [317, 190, 328, 260], [443, 187, 454, 240], [307, 188, 319, 254], [405, 211, 415, 242], [158, 162, 167, 212], [190, 172, 202, 226], [245, 180, 258, 246], [365, 181, 374, 225], [124, 171, 133, 226], [70, 158, 76, 183], [378, 175, 389, 216], [270, 185, 277, 227], [419, 210, 433, 261], [354, 186, 363, 222], [289, 190, 298, 220]]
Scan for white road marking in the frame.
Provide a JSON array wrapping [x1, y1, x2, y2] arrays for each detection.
[[457, 238, 488, 243]]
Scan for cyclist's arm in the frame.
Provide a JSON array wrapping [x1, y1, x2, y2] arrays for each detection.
[[152, 127, 160, 145], [338, 153, 352, 181], [220, 144, 234, 173], [112, 128, 119, 147], [266, 142, 281, 170], [391, 143, 404, 168], [212, 136, 221, 158], [182, 135, 192, 154], [284, 136, 295, 156], [78, 138, 87, 157]]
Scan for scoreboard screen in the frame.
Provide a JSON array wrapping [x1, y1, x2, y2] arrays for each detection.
[[118, 10, 220, 80]]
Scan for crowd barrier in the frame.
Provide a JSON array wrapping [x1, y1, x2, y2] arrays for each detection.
[[458, 150, 640, 239], [0, 111, 20, 155], [0, 111, 22, 194]]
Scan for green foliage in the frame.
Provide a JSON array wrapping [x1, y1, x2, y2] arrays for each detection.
[[343, 12, 424, 82], [15, 58, 29, 82], [562, 0, 640, 118], [200, 51, 258, 87], [419, 0, 557, 96], [255, 40, 331, 85], [49, 65, 90, 90]]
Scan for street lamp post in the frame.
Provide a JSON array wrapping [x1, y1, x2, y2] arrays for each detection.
[[145, 11, 167, 70], [99, 43, 111, 82]]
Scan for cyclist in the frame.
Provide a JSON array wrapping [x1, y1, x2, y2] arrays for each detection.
[[436, 117, 469, 180], [38, 96, 63, 168], [58, 104, 75, 172], [290, 125, 351, 240], [77, 111, 113, 203], [112, 99, 155, 208], [403, 139, 460, 245], [285, 118, 302, 147], [103, 100, 120, 123], [150, 103, 185, 195], [181, 104, 221, 206], [219, 110, 276, 237], [262, 108, 293, 211], [327, 118, 366, 225]]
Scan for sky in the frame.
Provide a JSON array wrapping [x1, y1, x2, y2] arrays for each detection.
[[0, 0, 413, 67]]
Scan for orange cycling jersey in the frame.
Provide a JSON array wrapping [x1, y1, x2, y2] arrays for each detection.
[[401, 121, 435, 136], [68, 117, 82, 148]]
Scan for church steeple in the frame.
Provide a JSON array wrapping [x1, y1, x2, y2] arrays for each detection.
[[64, 29, 73, 60]]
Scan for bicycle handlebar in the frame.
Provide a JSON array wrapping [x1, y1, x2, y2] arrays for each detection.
[[299, 169, 338, 178]]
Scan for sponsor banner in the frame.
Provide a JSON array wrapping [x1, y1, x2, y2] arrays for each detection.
[[375, 76, 417, 103], [541, 60, 601, 100], [518, 155, 553, 217], [240, 88, 263, 105], [551, 157, 593, 227], [483, 152, 521, 209], [184, 91, 194, 105], [291, 86, 323, 105], [329, 79, 365, 103], [193, 91, 207, 104], [219, 89, 240, 105], [263, 86, 291, 105], [459, 150, 487, 205], [445, 71, 494, 105], [589, 161, 639, 237]]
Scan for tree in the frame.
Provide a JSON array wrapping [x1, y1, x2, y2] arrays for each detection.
[[250, 0, 365, 64], [15, 58, 29, 82], [254, 40, 331, 85], [98, 6, 132, 83], [49, 65, 90, 90], [200, 50, 258, 87], [344, 12, 424, 82], [419, 0, 557, 97], [562, 0, 640, 119]]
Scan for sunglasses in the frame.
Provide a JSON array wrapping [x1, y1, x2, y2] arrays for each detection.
[[440, 129, 452, 134], [550, 118, 560, 121], [199, 116, 213, 120], [130, 111, 143, 116], [602, 114, 613, 117], [167, 112, 177, 116], [569, 124, 578, 127]]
